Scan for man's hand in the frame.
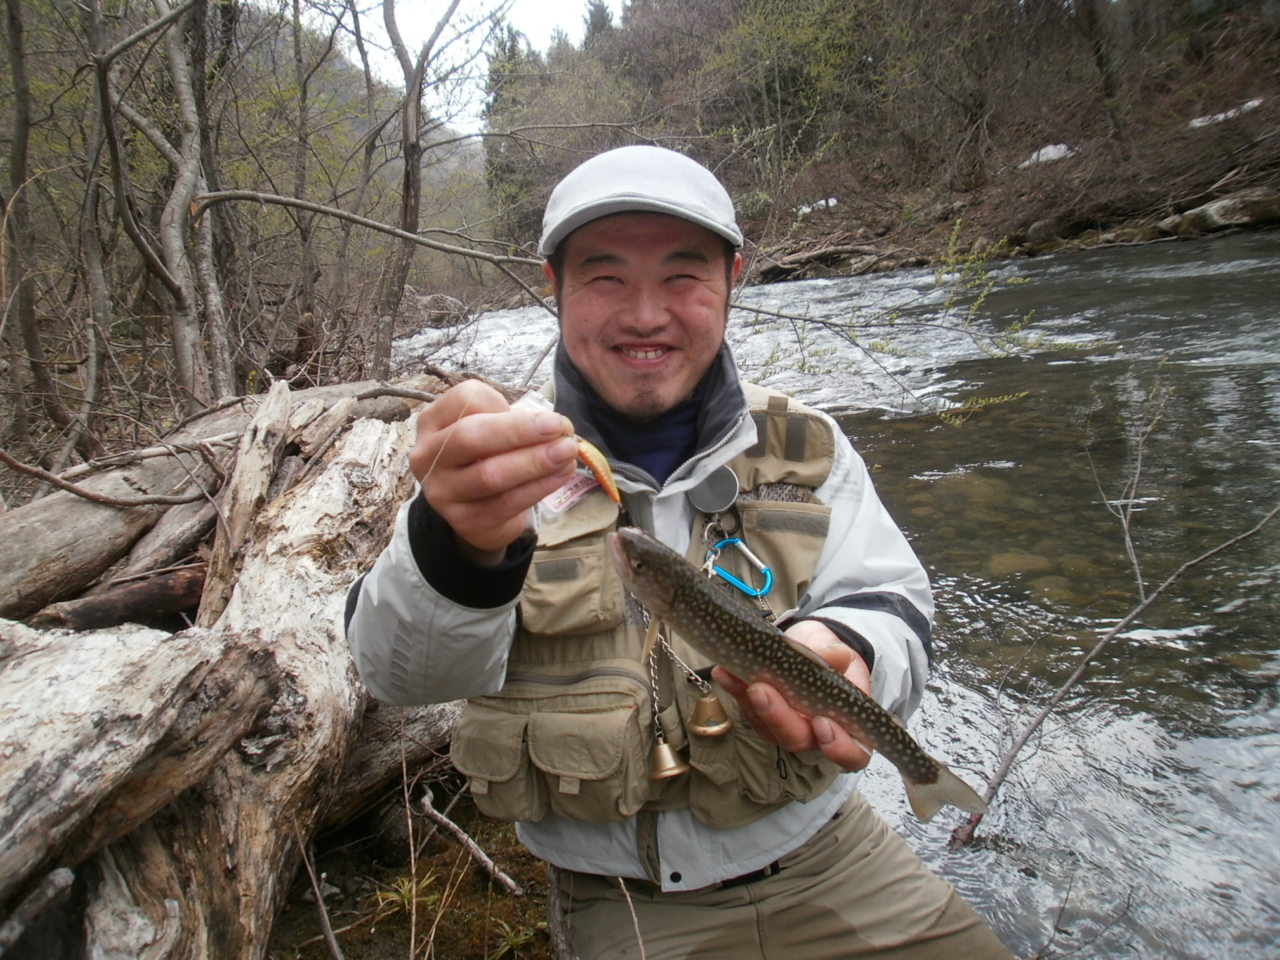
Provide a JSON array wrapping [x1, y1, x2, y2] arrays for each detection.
[[409, 380, 578, 566], [711, 620, 873, 772]]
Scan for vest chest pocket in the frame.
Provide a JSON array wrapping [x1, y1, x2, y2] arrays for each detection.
[[450, 704, 549, 823], [521, 491, 625, 637]]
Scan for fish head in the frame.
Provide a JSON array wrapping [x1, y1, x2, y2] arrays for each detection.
[[607, 527, 683, 616]]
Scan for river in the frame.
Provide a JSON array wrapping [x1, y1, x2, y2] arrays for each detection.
[[395, 230, 1280, 959]]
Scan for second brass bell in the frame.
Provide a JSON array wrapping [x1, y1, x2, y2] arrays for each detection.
[[648, 739, 691, 780], [687, 694, 733, 737]]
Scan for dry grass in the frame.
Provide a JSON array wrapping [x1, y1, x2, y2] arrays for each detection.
[[267, 788, 556, 960]]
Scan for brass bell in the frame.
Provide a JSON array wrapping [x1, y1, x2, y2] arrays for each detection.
[[648, 739, 691, 780], [687, 694, 733, 737]]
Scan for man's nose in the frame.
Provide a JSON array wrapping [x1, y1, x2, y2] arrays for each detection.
[[620, 285, 668, 332]]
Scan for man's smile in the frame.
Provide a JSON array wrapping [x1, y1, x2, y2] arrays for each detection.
[[617, 345, 670, 361]]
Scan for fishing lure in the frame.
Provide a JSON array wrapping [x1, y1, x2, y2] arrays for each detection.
[[575, 435, 621, 505]]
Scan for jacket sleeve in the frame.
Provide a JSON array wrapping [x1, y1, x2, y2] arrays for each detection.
[[791, 419, 933, 724], [344, 493, 533, 705]]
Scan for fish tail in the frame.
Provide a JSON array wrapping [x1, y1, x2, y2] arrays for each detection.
[[903, 761, 989, 822]]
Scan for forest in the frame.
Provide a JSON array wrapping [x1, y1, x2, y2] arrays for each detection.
[[1, 0, 1277, 502]]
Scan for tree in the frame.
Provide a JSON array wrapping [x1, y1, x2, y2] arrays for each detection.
[[369, 0, 493, 380], [482, 23, 548, 243], [3, 0, 99, 459], [582, 0, 616, 51]]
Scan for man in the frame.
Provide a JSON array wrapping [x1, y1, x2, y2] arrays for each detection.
[[346, 145, 1012, 958]]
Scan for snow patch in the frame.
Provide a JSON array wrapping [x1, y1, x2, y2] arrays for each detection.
[[1188, 97, 1263, 130], [1017, 144, 1076, 169], [796, 197, 839, 217]]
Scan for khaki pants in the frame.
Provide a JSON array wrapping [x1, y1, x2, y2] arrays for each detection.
[[556, 792, 1014, 959]]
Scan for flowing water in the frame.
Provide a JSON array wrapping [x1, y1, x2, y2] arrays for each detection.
[[396, 230, 1280, 959]]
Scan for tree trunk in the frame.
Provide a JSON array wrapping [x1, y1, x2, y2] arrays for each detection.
[[0, 375, 460, 958], [4, 0, 95, 459]]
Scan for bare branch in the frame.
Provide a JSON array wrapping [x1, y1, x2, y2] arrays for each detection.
[[414, 786, 524, 897], [952, 501, 1280, 847], [0, 447, 210, 506], [98, 0, 200, 65], [194, 190, 538, 267]]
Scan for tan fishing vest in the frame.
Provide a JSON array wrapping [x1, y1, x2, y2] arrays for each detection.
[[450, 384, 844, 829]]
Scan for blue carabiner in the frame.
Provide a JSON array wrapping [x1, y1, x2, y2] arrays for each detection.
[[705, 537, 774, 598]]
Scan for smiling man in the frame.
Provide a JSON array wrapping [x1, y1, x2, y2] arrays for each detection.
[[345, 145, 1013, 959], [550, 212, 735, 420]]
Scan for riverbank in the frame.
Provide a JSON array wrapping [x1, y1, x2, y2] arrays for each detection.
[[746, 96, 1279, 284]]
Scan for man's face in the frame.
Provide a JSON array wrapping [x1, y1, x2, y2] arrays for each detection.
[[545, 212, 742, 421]]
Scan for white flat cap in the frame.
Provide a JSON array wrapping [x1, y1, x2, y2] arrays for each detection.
[[538, 145, 743, 256]]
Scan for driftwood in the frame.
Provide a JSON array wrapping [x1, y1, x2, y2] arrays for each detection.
[[0, 374, 467, 958], [0, 377, 444, 622], [197, 380, 293, 627], [27, 565, 208, 631], [756, 236, 904, 282]]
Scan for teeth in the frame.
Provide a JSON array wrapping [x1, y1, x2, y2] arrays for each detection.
[[621, 346, 665, 360]]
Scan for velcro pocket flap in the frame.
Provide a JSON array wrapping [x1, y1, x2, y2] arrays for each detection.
[[451, 707, 530, 785], [527, 706, 635, 782]]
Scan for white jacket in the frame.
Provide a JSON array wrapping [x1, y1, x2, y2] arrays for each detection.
[[346, 350, 933, 891]]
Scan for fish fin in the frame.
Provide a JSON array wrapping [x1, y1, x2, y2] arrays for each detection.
[[903, 762, 989, 823]]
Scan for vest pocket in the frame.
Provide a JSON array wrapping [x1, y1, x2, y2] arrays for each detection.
[[521, 542, 625, 636], [450, 704, 548, 823], [733, 500, 832, 612], [527, 704, 649, 822], [451, 663, 657, 824], [682, 694, 843, 828]]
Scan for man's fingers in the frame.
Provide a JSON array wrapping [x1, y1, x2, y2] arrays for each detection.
[[710, 665, 874, 772], [444, 466, 576, 540], [812, 717, 873, 771], [435, 431, 578, 503], [410, 380, 576, 493], [415, 407, 574, 477], [421, 378, 511, 425]]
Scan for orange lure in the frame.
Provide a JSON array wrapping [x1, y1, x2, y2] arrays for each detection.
[[575, 436, 621, 505]]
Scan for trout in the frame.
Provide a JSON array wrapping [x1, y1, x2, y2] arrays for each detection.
[[608, 526, 988, 822]]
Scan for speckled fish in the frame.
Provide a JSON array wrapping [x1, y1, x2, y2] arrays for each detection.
[[608, 526, 988, 822]]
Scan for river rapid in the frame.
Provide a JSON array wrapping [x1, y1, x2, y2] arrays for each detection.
[[395, 230, 1280, 959]]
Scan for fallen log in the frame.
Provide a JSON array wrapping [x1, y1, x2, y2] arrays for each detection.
[[0, 375, 464, 958], [197, 380, 293, 627], [756, 242, 893, 282], [27, 566, 208, 631], [103, 498, 218, 588], [321, 700, 463, 830], [0, 376, 444, 621], [0, 446, 229, 621], [0, 619, 266, 912]]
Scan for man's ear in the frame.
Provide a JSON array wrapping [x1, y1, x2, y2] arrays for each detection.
[[732, 252, 744, 282], [542, 261, 556, 285]]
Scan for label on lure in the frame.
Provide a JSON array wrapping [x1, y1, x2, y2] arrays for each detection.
[[541, 472, 598, 515]]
